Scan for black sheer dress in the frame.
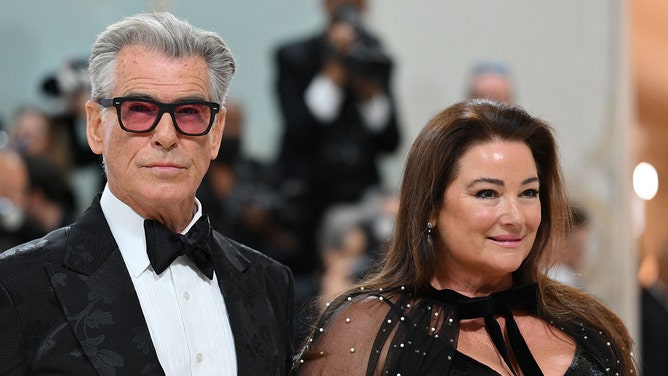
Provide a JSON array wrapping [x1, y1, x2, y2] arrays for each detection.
[[293, 284, 627, 375]]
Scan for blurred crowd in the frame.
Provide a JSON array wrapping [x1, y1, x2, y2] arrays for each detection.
[[0, 57, 97, 252]]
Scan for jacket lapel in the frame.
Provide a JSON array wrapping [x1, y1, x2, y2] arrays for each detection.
[[47, 197, 163, 375], [212, 235, 283, 376]]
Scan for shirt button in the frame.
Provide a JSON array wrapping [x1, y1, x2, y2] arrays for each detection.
[[196, 353, 204, 363], [183, 291, 190, 301]]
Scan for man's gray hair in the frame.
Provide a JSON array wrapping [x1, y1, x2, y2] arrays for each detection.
[[88, 12, 236, 104]]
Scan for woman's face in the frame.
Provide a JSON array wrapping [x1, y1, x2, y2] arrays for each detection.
[[431, 141, 542, 291]]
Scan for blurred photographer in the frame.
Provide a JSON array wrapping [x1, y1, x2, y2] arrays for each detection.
[[41, 57, 104, 215], [0, 150, 41, 251], [274, 0, 400, 274]]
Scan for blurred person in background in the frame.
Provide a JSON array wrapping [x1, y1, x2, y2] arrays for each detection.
[[0, 149, 41, 251], [293, 188, 398, 342], [274, 0, 401, 275], [11, 107, 54, 157], [467, 60, 515, 104], [315, 189, 397, 302], [641, 239, 668, 376], [10, 106, 73, 175], [547, 203, 591, 290], [1, 151, 77, 250], [23, 155, 77, 234], [42, 57, 105, 215], [198, 98, 299, 268], [0, 117, 7, 148]]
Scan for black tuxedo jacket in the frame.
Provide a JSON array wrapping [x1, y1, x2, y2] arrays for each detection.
[[0, 196, 295, 375]]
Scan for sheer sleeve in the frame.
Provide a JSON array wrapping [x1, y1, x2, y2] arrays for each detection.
[[293, 289, 461, 376], [295, 296, 391, 376]]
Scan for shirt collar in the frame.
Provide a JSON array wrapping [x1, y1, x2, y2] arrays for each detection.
[[100, 184, 203, 278]]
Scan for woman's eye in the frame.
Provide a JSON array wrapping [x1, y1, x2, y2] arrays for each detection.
[[522, 189, 540, 198], [475, 190, 497, 199]]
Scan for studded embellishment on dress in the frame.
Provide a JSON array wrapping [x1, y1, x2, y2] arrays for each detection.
[[292, 284, 631, 375]]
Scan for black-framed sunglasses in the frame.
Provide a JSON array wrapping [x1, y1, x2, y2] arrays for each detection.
[[97, 97, 220, 136]]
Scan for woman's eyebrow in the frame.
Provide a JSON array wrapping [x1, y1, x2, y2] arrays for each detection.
[[522, 177, 540, 185], [467, 177, 503, 189], [466, 176, 539, 189]]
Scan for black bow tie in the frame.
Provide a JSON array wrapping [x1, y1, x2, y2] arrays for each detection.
[[144, 215, 214, 279]]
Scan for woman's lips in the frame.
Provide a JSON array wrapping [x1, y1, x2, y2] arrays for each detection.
[[488, 234, 524, 247]]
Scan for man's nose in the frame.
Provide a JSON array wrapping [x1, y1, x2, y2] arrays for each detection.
[[152, 112, 179, 148]]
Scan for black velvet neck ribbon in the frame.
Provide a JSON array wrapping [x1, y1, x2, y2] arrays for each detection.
[[429, 283, 543, 376]]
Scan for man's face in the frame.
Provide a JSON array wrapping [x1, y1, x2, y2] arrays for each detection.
[[86, 45, 225, 220]]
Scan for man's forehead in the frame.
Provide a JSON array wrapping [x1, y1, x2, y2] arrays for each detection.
[[112, 46, 211, 100]]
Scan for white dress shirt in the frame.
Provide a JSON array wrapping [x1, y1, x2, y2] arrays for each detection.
[[100, 185, 237, 375]]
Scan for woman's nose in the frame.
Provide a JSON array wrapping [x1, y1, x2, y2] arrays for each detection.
[[500, 198, 523, 226]]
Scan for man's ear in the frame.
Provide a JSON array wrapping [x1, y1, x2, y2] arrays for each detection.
[[209, 107, 226, 160], [85, 100, 104, 155]]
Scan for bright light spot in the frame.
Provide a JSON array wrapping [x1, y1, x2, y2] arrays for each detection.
[[633, 162, 659, 200]]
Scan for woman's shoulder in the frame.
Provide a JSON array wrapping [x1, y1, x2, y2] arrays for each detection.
[[312, 288, 403, 339], [539, 280, 636, 375], [293, 287, 462, 375], [293, 289, 401, 375]]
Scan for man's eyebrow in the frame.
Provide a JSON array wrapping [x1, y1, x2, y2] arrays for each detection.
[[175, 94, 209, 102], [121, 93, 209, 102], [122, 92, 154, 100], [466, 176, 539, 189]]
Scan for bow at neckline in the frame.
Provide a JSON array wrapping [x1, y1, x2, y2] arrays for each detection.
[[427, 283, 543, 376]]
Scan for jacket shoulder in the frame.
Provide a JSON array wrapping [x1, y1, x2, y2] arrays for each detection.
[[214, 231, 288, 269], [0, 226, 69, 264]]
